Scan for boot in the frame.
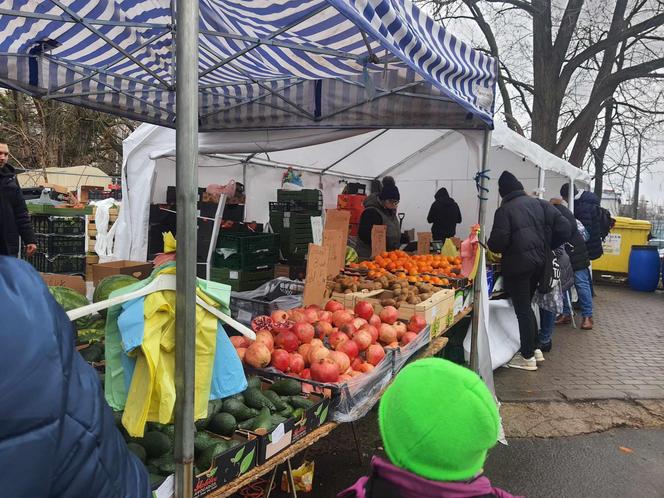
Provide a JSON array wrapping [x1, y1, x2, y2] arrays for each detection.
[[555, 315, 572, 325], [581, 317, 593, 330]]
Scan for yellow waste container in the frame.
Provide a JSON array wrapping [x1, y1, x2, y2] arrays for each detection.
[[593, 216, 652, 274]]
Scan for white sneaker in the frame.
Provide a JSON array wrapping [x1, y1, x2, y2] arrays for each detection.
[[507, 353, 537, 371], [534, 349, 545, 363]]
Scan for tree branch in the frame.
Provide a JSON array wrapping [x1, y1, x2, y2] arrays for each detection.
[[552, 0, 586, 65]]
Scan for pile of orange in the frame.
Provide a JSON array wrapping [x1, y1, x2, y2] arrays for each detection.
[[349, 251, 463, 285]]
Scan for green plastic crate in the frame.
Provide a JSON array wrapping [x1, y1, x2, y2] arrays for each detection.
[[210, 267, 275, 291], [213, 250, 279, 271], [277, 189, 322, 207], [216, 232, 280, 253], [27, 204, 92, 216]]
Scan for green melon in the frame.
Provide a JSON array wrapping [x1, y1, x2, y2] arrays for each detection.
[[49, 286, 97, 329], [93, 275, 140, 316]]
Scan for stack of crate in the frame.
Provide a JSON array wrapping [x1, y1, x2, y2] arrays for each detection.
[[210, 232, 280, 291], [269, 189, 322, 265], [86, 206, 119, 280], [23, 215, 87, 275], [337, 194, 367, 236]]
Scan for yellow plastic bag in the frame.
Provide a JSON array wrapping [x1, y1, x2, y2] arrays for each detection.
[[440, 238, 459, 258], [163, 231, 177, 253], [281, 461, 315, 493]]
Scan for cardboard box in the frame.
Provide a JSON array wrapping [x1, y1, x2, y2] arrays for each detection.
[[326, 289, 382, 309], [92, 260, 153, 286], [40, 273, 87, 294]]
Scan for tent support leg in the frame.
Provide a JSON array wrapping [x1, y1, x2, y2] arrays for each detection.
[[469, 130, 491, 374], [174, 0, 199, 493], [537, 166, 545, 199]]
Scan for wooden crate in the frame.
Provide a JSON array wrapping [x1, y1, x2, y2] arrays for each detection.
[[326, 289, 382, 309], [87, 207, 119, 253], [86, 255, 99, 282]]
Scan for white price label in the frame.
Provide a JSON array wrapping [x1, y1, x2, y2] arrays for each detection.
[[229, 271, 239, 280], [602, 233, 621, 255]]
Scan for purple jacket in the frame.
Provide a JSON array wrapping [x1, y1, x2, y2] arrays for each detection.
[[338, 457, 522, 498]]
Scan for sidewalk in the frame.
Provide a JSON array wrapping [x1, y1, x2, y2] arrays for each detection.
[[494, 285, 664, 402]]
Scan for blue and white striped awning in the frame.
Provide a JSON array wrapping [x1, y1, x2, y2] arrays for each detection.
[[0, 0, 497, 130]]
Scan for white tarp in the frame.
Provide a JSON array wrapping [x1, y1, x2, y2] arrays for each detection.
[[115, 123, 590, 261]]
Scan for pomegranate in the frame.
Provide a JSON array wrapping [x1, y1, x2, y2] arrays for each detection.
[[351, 357, 363, 371], [332, 310, 353, 327], [255, 330, 274, 352], [401, 331, 418, 345], [379, 306, 399, 325], [289, 309, 307, 324], [354, 301, 374, 321], [310, 338, 324, 349], [293, 322, 315, 344], [368, 314, 382, 328], [306, 304, 321, 311], [352, 329, 372, 351], [408, 315, 427, 333], [361, 324, 379, 343], [329, 330, 349, 350], [339, 374, 352, 382], [366, 344, 386, 366], [289, 353, 305, 374], [337, 339, 359, 360], [317, 310, 332, 323], [387, 341, 399, 349], [236, 347, 247, 361], [324, 300, 345, 313], [270, 349, 291, 372], [351, 317, 367, 330], [304, 308, 319, 324], [251, 315, 274, 332], [314, 321, 333, 339], [308, 345, 330, 364], [394, 321, 407, 340], [272, 319, 295, 335], [358, 362, 375, 373], [311, 358, 341, 383], [244, 342, 271, 368], [328, 351, 351, 372], [270, 310, 289, 324], [275, 330, 299, 352], [300, 368, 311, 380], [230, 335, 250, 349], [379, 323, 397, 344], [298, 343, 312, 365], [339, 322, 356, 337]]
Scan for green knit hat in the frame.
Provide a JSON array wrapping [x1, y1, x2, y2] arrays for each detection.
[[378, 358, 499, 482]]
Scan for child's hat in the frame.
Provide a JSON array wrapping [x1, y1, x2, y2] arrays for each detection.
[[378, 358, 500, 482]]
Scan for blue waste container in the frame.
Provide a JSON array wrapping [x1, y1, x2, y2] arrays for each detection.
[[628, 245, 660, 292]]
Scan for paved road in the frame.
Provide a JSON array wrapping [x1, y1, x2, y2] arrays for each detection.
[[494, 285, 664, 402]]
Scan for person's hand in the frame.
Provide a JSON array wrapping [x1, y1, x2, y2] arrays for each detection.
[[25, 244, 37, 257]]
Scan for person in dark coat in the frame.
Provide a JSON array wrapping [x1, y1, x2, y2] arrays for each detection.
[[551, 197, 594, 330], [357, 180, 401, 259], [560, 183, 603, 260], [363, 176, 395, 209], [488, 171, 570, 371], [0, 257, 151, 498], [0, 143, 37, 256], [427, 187, 462, 243]]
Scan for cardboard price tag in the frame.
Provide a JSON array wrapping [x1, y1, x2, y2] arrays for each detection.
[[417, 232, 432, 255], [323, 228, 344, 276], [303, 244, 329, 306], [324, 209, 350, 271], [371, 225, 387, 257], [311, 216, 324, 246]]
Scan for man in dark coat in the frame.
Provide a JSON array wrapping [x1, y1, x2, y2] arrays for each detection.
[[357, 181, 401, 259], [0, 257, 151, 497], [488, 171, 570, 371], [427, 187, 462, 243], [560, 183, 603, 260], [0, 143, 37, 256], [551, 198, 594, 330]]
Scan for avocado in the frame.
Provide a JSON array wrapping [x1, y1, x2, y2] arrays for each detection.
[[269, 379, 302, 396], [228, 393, 245, 403], [195, 442, 229, 472], [142, 431, 171, 458], [253, 407, 273, 432], [149, 473, 165, 488], [278, 404, 295, 418], [149, 454, 176, 474], [237, 416, 258, 431], [246, 376, 262, 389], [208, 412, 237, 437], [221, 399, 259, 421], [243, 388, 277, 411], [262, 390, 288, 411], [80, 343, 103, 362], [269, 414, 287, 431], [127, 442, 147, 463], [289, 395, 314, 409], [194, 431, 219, 453]]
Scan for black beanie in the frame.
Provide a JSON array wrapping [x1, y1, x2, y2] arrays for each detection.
[[498, 171, 524, 198], [380, 184, 400, 201]]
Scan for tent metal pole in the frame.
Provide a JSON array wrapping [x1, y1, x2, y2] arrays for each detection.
[[537, 166, 545, 199], [568, 178, 575, 212], [174, 0, 199, 492], [469, 129, 491, 374]]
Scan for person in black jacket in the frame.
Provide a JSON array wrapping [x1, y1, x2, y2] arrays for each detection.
[[560, 184, 603, 260], [488, 171, 570, 371], [551, 197, 594, 330], [427, 187, 462, 244], [0, 143, 37, 257], [357, 180, 401, 259]]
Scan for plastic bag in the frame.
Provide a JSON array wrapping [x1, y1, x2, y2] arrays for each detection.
[[281, 461, 315, 493], [92, 198, 119, 263], [440, 239, 459, 258]]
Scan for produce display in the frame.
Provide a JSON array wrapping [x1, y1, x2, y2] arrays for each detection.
[[49, 286, 99, 329], [349, 250, 464, 284], [327, 273, 441, 307], [93, 274, 141, 316], [232, 299, 427, 383]]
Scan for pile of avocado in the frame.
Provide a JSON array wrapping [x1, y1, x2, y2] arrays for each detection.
[[115, 376, 313, 486]]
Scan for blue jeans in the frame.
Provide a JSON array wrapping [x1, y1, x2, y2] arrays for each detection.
[[539, 308, 556, 346], [562, 268, 593, 318]]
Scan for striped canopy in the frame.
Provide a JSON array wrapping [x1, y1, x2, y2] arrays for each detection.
[[0, 0, 497, 130]]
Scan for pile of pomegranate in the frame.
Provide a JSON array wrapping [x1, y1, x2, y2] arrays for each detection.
[[231, 299, 428, 384]]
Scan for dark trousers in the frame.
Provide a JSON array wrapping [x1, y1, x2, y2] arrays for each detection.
[[503, 269, 542, 359]]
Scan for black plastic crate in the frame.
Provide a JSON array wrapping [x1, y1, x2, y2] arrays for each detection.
[[230, 279, 304, 324], [32, 215, 86, 236], [35, 234, 86, 255], [277, 189, 322, 208], [22, 252, 86, 274]]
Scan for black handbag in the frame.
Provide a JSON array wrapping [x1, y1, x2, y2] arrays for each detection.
[[538, 201, 561, 294]]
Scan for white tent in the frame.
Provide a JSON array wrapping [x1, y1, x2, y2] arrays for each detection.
[[17, 166, 112, 191], [115, 123, 590, 261]]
